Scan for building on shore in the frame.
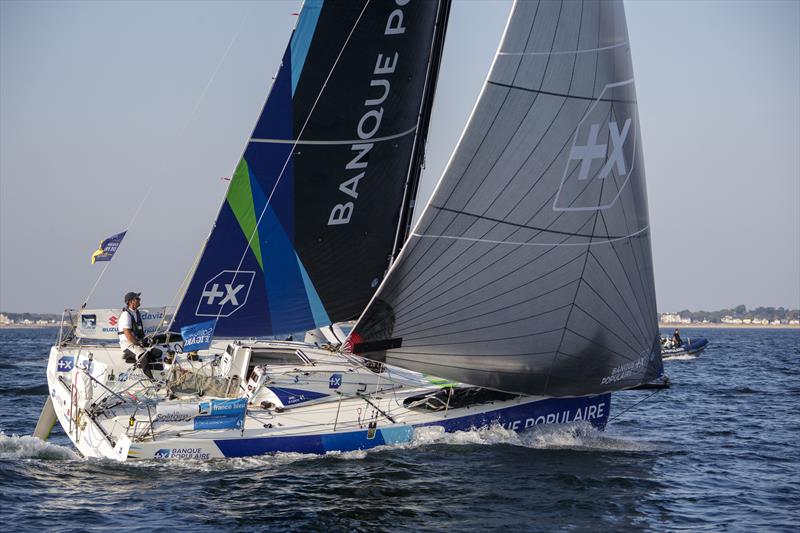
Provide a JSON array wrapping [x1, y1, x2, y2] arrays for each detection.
[[660, 313, 692, 325]]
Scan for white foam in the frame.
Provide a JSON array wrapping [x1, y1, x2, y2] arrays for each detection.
[[86, 423, 651, 470], [0, 432, 78, 460], [663, 354, 698, 361], [119, 449, 328, 472], [405, 422, 653, 452]]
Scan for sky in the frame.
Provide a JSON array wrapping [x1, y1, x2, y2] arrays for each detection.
[[1, 0, 798, 314]]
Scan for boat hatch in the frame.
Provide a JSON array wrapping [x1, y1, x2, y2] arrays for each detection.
[[250, 348, 308, 366], [403, 387, 519, 411]]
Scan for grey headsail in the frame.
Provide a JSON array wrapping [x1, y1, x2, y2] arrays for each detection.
[[350, 0, 663, 397]]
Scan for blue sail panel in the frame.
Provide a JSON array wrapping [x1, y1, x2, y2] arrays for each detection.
[[296, 251, 331, 327], [176, 202, 273, 337], [290, 0, 324, 95]]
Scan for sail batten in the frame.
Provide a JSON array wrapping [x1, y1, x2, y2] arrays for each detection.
[[351, 0, 662, 397]]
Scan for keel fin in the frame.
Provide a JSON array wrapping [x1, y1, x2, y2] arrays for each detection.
[[33, 396, 57, 441]]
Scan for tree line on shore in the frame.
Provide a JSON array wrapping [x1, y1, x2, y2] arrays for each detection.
[[0, 312, 61, 323], [666, 305, 799, 323]]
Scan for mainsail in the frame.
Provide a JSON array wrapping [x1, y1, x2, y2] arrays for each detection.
[[351, 0, 663, 396], [173, 0, 450, 337]]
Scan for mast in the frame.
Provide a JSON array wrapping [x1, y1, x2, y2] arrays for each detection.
[[389, 0, 452, 265]]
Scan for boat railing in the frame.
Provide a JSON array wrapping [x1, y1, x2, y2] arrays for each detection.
[[56, 307, 178, 346], [56, 309, 80, 346]]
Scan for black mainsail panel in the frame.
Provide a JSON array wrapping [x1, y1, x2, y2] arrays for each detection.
[[172, 0, 450, 337], [351, 0, 663, 396]]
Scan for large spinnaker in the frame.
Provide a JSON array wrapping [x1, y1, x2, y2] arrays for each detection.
[[172, 0, 451, 337], [351, 0, 663, 396]]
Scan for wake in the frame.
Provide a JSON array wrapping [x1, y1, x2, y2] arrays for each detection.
[[0, 432, 78, 460]]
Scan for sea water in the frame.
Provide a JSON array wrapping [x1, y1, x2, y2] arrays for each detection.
[[1, 327, 798, 531]]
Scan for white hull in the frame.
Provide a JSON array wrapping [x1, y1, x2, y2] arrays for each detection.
[[46, 340, 610, 461]]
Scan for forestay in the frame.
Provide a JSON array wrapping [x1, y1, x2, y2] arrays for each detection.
[[172, 0, 450, 337], [351, 0, 663, 396]]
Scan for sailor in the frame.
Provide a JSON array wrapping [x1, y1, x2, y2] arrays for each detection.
[[119, 292, 161, 379], [672, 329, 683, 348]]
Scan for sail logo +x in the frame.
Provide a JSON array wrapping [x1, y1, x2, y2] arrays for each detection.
[[195, 270, 256, 318], [57, 356, 75, 372], [569, 119, 631, 182], [553, 79, 638, 212]]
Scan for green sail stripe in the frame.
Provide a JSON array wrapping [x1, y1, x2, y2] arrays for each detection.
[[226, 158, 264, 270]]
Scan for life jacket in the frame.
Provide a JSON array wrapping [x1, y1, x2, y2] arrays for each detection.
[[119, 308, 145, 340]]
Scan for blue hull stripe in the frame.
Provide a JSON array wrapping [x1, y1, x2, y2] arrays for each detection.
[[214, 394, 611, 457]]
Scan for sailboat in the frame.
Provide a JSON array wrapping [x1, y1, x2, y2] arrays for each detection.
[[40, 0, 663, 461]]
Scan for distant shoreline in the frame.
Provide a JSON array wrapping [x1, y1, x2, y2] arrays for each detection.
[[0, 324, 59, 329], [659, 323, 799, 329]]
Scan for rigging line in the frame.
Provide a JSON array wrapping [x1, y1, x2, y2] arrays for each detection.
[[608, 388, 662, 423], [81, 9, 250, 309], [249, 125, 417, 145], [153, 245, 207, 336], [219, 0, 372, 328]]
